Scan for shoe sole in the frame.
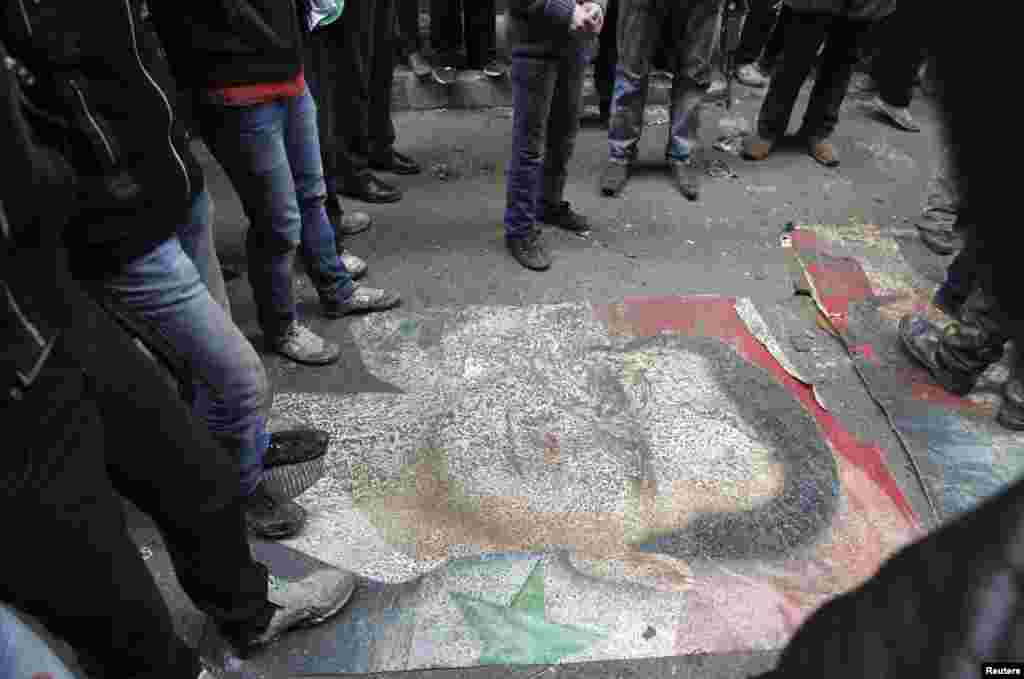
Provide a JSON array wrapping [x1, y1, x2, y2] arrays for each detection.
[[336, 223, 372, 237], [323, 298, 402, 319], [301, 578, 358, 629], [272, 347, 341, 366], [261, 457, 326, 501]]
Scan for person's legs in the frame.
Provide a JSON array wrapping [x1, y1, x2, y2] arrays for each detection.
[[0, 342, 205, 679], [505, 56, 558, 240], [330, 1, 373, 181], [304, 26, 341, 200], [367, 0, 400, 162], [178, 189, 231, 315], [0, 603, 77, 679], [95, 195, 270, 499], [540, 46, 588, 215], [396, 0, 423, 56], [734, 0, 782, 66], [754, 11, 830, 141], [464, 0, 497, 69], [431, 0, 463, 68], [665, 0, 719, 163], [798, 16, 874, 142], [761, 2, 791, 70], [870, 8, 925, 109], [595, 0, 620, 120], [608, 0, 660, 165], [283, 88, 356, 306]]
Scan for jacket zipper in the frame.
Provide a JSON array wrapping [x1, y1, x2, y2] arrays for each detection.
[[67, 80, 117, 166], [122, 0, 191, 202]]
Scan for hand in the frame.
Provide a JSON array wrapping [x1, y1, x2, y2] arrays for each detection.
[[570, 3, 591, 32], [580, 2, 604, 34]]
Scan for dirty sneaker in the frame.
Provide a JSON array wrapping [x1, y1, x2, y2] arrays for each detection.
[[506, 227, 551, 271], [871, 95, 920, 132], [807, 137, 839, 167], [540, 201, 589, 232], [408, 51, 432, 79], [264, 429, 329, 468], [742, 134, 774, 161], [244, 482, 307, 539], [601, 160, 630, 196], [270, 321, 341, 366], [338, 248, 367, 279], [235, 569, 357, 653], [432, 66, 457, 85], [735, 62, 769, 88], [898, 315, 978, 396], [670, 157, 701, 201], [322, 283, 401, 318], [483, 59, 507, 78]]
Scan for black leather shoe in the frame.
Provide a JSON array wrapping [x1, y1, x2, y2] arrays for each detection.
[[339, 172, 402, 203], [369, 150, 421, 175]]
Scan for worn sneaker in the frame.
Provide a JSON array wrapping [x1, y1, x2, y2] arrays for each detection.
[[601, 160, 630, 196], [408, 51, 432, 78], [483, 60, 507, 78], [736, 63, 769, 88], [919, 227, 964, 255], [244, 483, 307, 539], [270, 321, 341, 366], [237, 569, 357, 652], [506, 227, 551, 271], [338, 248, 367, 279], [898, 314, 977, 396], [871, 95, 920, 132], [540, 201, 589, 232], [336, 210, 372, 236], [264, 429, 330, 468], [322, 283, 401, 318], [742, 134, 774, 161], [670, 157, 701, 201]]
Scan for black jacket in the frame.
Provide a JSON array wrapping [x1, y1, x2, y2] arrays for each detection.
[[0, 0, 203, 279], [151, 0, 308, 90]]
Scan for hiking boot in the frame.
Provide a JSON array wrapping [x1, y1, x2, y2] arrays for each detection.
[[540, 200, 589, 232], [742, 135, 774, 161], [336, 210, 372, 236], [871, 95, 920, 132], [244, 483, 307, 539], [338, 248, 367, 279], [408, 51, 432, 78], [506, 227, 551, 271], [264, 429, 330, 468], [736, 63, 769, 88], [670, 157, 701, 201], [808, 137, 839, 167], [601, 160, 630, 196], [322, 283, 401, 318], [234, 568, 357, 653], [998, 379, 1024, 431], [933, 282, 968, 318], [483, 60, 507, 78], [270, 321, 340, 366], [899, 314, 978, 396], [919, 227, 965, 255]]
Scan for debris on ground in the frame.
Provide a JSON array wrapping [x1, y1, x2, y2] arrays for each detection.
[[713, 133, 748, 155], [706, 158, 739, 179]]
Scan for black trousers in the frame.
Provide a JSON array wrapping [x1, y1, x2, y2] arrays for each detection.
[[396, 0, 423, 56], [595, 0, 620, 112], [430, 0, 497, 68], [734, 0, 782, 66], [0, 266, 272, 679], [761, 3, 791, 68], [869, 7, 927, 108], [322, 0, 398, 186], [756, 10, 873, 141]]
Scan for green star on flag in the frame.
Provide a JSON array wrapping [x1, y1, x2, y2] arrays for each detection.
[[450, 560, 606, 666]]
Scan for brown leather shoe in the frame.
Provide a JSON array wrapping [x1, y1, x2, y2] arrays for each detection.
[[742, 135, 774, 161], [808, 138, 839, 167]]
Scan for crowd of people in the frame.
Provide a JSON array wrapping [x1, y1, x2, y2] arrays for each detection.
[[2, 0, 1018, 678]]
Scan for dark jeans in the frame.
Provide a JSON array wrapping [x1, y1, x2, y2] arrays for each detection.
[[0, 273, 272, 679], [326, 0, 397, 181], [504, 48, 588, 238], [595, 0, 620, 112], [756, 10, 873, 141], [396, 0, 423, 56], [430, 0, 497, 68], [761, 3, 791, 68], [869, 7, 927, 108], [609, 0, 720, 163], [734, 0, 782, 66]]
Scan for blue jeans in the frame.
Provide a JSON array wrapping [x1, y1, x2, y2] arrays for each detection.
[[98, 189, 270, 496], [1, 604, 76, 679], [201, 88, 355, 339], [504, 48, 588, 238]]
